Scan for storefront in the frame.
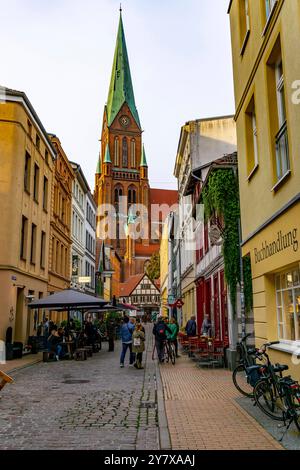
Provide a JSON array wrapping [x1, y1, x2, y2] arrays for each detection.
[[195, 269, 228, 341], [243, 202, 300, 380]]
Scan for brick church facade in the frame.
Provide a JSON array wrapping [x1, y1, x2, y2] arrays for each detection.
[[94, 11, 177, 295]]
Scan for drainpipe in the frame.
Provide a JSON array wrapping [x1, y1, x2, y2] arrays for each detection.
[[233, 167, 246, 340]]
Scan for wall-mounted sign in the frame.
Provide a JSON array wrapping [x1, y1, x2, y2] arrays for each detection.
[[78, 277, 91, 284], [254, 229, 298, 264]]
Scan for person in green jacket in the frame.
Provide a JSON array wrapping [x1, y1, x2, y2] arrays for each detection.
[[165, 317, 180, 358]]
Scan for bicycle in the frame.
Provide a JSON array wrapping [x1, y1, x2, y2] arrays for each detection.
[[232, 333, 265, 397], [253, 342, 300, 431], [163, 340, 176, 365]]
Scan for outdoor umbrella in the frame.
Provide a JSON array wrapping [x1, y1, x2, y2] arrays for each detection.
[[28, 289, 108, 327]]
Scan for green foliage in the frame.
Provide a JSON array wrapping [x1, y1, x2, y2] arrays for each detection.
[[146, 251, 160, 282], [202, 169, 240, 314], [243, 255, 253, 314]]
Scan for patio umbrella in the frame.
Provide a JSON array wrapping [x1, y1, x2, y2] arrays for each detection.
[[28, 289, 108, 329]]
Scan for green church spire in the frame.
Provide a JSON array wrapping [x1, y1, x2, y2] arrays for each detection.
[[106, 12, 141, 129], [140, 144, 148, 167], [96, 153, 102, 174], [104, 144, 112, 164]]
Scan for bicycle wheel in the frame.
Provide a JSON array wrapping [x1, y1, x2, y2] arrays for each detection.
[[254, 380, 284, 421], [289, 391, 300, 431], [232, 364, 254, 398], [169, 343, 176, 365], [164, 343, 169, 363]]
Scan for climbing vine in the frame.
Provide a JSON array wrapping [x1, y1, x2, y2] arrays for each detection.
[[243, 254, 253, 314], [202, 169, 241, 315]]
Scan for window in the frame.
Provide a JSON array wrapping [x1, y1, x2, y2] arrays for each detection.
[[33, 163, 39, 202], [36, 134, 40, 150], [275, 267, 300, 342], [245, 95, 259, 177], [114, 137, 119, 166], [239, 0, 250, 53], [24, 152, 31, 192], [267, 39, 290, 186], [275, 59, 289, 181], [122, 137, 128, 167], [45, 150, 49, 165], [30, 223, 37, 264], [40, 231, 46, 268], [20, 216, 28, 260], [265, 0, 276, 20], [131, 139, 136, 168], [43, 176, 48, 211], [27, 120, 32, 138]]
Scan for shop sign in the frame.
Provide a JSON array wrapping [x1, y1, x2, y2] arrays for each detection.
[[254, 229, 299, 264]]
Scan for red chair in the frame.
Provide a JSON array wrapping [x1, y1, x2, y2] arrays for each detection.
[[212, 339, 225, 367]]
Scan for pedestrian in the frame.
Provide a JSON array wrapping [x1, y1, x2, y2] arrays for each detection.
[[135, 317, 145, 335], [107, 317, 116, 352], [132, 323, 145, 369], [168, 317, 180, 358], [120, 316, 135, 368], [185, 315, 197, 357], [153, 316, 171, 363], [201, 314, 212, 337]]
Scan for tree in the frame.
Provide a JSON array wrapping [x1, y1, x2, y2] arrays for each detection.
[[146, 252, 160, 282]]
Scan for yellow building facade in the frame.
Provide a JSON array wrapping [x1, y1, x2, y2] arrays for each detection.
[[0, 88, 55, 345], [229, 0, 300, 377]]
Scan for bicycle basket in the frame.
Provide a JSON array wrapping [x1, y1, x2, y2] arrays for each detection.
[[246, 366, 261, 387]]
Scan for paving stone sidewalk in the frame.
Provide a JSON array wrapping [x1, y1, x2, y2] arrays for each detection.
[[159, 352, 284, 450], [0, 325, 162, 450]]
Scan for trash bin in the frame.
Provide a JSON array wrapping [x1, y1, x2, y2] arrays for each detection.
[[5, 343, 13, 361], [12, 342, 23, 359]]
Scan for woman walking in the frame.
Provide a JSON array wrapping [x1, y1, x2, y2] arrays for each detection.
[[132, 323, 145, 369]]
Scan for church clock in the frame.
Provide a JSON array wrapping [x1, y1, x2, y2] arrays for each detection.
[[119, 115, 131, 128]]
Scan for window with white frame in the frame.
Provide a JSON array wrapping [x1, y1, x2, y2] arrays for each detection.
[[252, 112, 259, 168], [265, 0, 276, 20], [275, 59, 289, 180], [275, 267, 300, 342]]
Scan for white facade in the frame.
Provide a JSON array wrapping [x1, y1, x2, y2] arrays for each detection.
[[70, 162, 90, 292], [84, 191, 96, 294]]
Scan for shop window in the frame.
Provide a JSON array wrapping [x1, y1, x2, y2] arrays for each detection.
[[275, 266, 300, 342]]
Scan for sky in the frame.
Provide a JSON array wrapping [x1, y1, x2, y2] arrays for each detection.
[[0, 0, 235, 191]]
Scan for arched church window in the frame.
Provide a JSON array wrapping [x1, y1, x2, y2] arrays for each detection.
[[122, 137, 128, 167], [114, 137, 119, 166], [131, 139, 136, 168]]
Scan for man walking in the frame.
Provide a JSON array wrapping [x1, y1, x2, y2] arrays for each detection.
[[120, 316, 135, 368]]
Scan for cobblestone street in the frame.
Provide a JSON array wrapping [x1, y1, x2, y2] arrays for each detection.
[[0, 327, 289, 451], [0, 325, 161, 450]]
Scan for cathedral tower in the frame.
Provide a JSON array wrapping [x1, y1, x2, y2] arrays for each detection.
[[95, 11, 150, 277]]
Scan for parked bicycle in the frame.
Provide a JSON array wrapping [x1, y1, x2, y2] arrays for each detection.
[[232, 333, 265, 398], [253, 342, 300, 432]]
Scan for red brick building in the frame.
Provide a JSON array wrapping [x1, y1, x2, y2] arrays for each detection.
[[94, 12, 177, 294]]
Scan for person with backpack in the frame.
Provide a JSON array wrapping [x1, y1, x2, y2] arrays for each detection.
[[153, 316, 172, 363], [120, 316, 135, 368]]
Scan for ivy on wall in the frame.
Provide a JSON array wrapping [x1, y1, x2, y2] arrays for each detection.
[[202, 168, 251, 315], [243, 254, 253, 314]]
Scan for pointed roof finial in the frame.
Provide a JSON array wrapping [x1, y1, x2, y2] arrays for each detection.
[[119, 3, 122, 14]]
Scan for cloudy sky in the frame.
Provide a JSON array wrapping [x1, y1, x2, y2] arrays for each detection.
[[1, 0, 234, 191]]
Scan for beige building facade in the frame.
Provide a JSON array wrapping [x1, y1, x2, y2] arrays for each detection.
[[0, 88, 55, 345]]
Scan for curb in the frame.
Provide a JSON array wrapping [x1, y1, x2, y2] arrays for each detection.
[[154, 354, 172, 450], [5, 357, 42, 376]]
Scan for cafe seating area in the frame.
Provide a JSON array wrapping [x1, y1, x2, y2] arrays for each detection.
[[178, 332, 229, 368]]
